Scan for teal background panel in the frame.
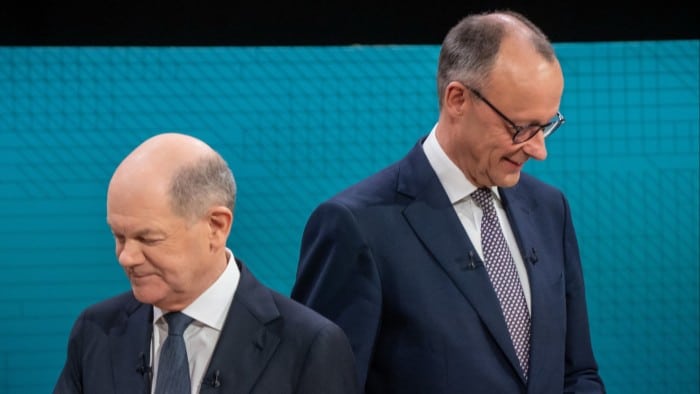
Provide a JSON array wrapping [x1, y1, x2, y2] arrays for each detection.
[[0, 40, 697, 393]]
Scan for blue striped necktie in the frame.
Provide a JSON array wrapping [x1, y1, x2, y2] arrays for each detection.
[[155, 312, 193, 394]]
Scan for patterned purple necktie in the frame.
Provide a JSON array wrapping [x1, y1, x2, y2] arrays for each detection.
[[155, 312, 193, 394], [472, 187, 531, 378]]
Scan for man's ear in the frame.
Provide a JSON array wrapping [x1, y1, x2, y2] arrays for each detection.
[[207, 206, 233, 250], [444, 81, 468, 116]]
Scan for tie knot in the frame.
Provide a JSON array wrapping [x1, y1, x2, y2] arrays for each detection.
[[472, 188, 494, 212], [164, 312, 193, 336]]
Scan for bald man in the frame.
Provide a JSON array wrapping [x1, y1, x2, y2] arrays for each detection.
[[54, 133, 360, 394], [291, 11, 606, 393]]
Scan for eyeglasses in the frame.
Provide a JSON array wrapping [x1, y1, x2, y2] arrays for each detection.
[[466, 85, 565, 144]]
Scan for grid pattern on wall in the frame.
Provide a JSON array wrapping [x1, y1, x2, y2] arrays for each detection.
[[0, 41, 697, 393]]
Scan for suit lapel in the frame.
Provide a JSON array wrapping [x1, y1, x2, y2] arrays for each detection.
[[109, 296, 153, 394], [398, 142, 523, 378], [403, 201, 519, 362], [200, 259, 281, 393], [501, 185, 564, 387]]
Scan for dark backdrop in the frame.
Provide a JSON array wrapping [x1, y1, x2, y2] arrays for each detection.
[[1, 0, 698, 45]]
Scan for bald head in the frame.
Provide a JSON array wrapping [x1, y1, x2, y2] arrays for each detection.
[[109, 133, 236, 222], [437, 10, 558, 107], [112, 133, 214, 184], [107, 133, 236, 310]]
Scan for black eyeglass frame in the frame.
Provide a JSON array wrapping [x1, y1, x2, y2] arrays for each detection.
[[466, 85, 565, 144]]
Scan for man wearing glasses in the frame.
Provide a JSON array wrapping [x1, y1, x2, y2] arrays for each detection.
[[292, 10, 606, 394]]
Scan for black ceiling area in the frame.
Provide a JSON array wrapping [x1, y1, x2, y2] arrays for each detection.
[[1, 1, 698, 45]]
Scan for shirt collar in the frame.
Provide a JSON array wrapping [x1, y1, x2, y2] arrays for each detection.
[[422, 124, 501, 204], [153, 248, 240, 331]]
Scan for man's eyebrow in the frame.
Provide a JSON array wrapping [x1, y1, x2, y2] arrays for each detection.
[[133, 228, 167, 238], [107, 226, 165, 238]]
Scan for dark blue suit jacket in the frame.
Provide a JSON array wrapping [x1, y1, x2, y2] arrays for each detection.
[[54, 259, 360, 394], [291, 138, 605, 393]]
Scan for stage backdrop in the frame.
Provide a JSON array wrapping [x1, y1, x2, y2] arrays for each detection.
[[0, 40, 698, 393]]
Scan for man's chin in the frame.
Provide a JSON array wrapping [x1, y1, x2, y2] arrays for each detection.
[[131, 286, 165, 306], [498, 172, 521, 188]]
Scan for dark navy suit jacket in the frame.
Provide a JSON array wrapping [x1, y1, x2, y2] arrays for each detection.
[[54, 259, 360, 394], [291, 138, 605, 393]]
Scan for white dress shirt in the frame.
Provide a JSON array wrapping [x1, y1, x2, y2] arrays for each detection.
[[151, 248, 240, 393], [422, 126, 531, 311]]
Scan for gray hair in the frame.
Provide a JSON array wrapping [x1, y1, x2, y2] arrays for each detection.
[[436, 10, 556, 108], [168, 153, 236, 221]]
